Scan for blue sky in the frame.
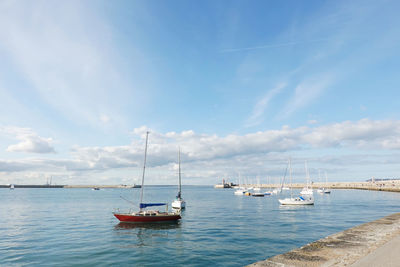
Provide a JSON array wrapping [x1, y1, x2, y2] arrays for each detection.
[[0, 0, 400, 185]]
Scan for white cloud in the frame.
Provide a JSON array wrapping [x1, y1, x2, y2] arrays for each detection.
[[67, 119, 400, 172], [1, 126, 55, 154], [1, 119, 400, 184], [302, 119, 400, 149], [245, 82, 287, 127], [281, 74, 333, 118]]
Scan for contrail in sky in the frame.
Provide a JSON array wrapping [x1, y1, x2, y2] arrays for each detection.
[[221, 38, 331, 53]]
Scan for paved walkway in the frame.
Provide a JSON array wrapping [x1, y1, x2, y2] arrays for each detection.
[[350, 234, 400, 267], [248, 212, 400, 267]]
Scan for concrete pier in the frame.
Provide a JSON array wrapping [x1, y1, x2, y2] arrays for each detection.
[[0, 184, 136, 188], [240, 179, 400, 193], [248, 212, 400, 266]]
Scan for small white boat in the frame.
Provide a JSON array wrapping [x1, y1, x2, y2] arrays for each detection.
[[252, 192, 265, 197], [300, 161, 313, 195], [10, 184, 15, 190], [323, 189, 331, 194], [279, 159, 315, 205], [234, 188, 247, 195], [322, 172, 331, 194], [172, 148, 186, 210], [317, 188, 331, 194], [172, 198, 186, 209], [272, 188, 281, 194], [279, 195, 314, 205], [172, 187, 186, 209]]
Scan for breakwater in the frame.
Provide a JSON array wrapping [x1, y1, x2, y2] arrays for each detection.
[[0, 184, 64, 188], [229, 179, 400, 192], [248, 212, 400, 266], [0, 184, 136, 189]]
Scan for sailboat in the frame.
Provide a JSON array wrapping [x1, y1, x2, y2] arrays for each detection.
[[172, 148, 186, 209], [234, 173, 248, 195], [318, 171, 331, 194], [300, 161, 313, 195], [10, 184, 14, 190], [317, 169, 324, 193], [113, 132, 181, 223], [279, 159, 314, 205], [264, 176, 273, 195]]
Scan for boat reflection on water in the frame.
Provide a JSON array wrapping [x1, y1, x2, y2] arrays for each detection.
[[114, 221, 181, 230], [114, 221, 183, 248], [278, 204, 314, 210]]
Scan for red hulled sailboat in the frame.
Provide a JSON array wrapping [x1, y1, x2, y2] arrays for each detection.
[[113, 132, 181, 223]]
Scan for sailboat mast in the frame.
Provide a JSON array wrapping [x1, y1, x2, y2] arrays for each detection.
[[139, 131, 149, 211], [178, 147, 181, 196], [289, 158, 293, 198], [305, 160, 309, 188]]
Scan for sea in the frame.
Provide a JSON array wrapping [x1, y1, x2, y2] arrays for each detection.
[[1, 186, 400, 266]]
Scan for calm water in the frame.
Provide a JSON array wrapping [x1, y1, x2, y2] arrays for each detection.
[[1, 186, 400, 266]]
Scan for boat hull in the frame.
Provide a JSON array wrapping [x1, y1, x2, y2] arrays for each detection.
[[113, 213, 181, 223], [279, 197, 314, 205]]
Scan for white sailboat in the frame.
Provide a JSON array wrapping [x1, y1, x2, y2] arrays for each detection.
[[300, 161, 313, 195], [317, 169, 324, 193], [172, 148, 186, 209], [234, 173, 248, 195], [279, 159, 314, 205], [253, 177, 261, 191], [234, 188, 247, 195], [322, 171, 331, 194], [264, 176, 273, 195]]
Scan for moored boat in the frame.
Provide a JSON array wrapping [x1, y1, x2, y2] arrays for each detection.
[[172, 148, 186, 210], [300, 161, 313, 195], [114, 204, 181, 223], [113, 132, 181, 223], [279, 195, 314, 205], [279, 159, 315, 205], [234, 188, 247, 195]]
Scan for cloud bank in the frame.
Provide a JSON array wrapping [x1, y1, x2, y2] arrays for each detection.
[[1, 119, 400, 184]]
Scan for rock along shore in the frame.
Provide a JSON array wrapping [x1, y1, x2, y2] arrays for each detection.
[[247, 212, 400, 267]]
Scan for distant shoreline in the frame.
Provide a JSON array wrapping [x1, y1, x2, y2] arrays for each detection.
[[0, 184, 177, 188], [2, 180, 400, 191], [215, 179, 400, 192], [0, 184, 132, 189]]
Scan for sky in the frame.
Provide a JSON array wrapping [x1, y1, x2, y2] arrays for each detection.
[[0, 0, 400, 185]]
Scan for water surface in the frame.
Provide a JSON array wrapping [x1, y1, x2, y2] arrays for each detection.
[[1, 186, 400, 266]]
